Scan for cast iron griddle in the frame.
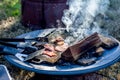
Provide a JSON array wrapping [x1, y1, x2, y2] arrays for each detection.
[[4, 29, 120, 75]]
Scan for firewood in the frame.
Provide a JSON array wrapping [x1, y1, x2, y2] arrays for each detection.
[[76, 57, 97, 66], [61, 32, 103, 61], [94, 47, 104, 57], [99, 34, 119, 49]]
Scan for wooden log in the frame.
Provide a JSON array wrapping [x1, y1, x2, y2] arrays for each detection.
[[99, 34, 119, 49], [61, 32, 103, 61]]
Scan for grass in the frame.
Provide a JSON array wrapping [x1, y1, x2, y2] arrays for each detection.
[[0, 0, 20, 20]]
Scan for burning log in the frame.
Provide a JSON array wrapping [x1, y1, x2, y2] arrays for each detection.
[[99, 35, 119, 49], [61, 32, 102, 62], [76, 57, 97, 66], [61, 32, 119, 62], [25, 31, 119, 65]]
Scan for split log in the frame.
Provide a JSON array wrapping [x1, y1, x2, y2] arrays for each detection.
[[61, 32, 119, 62], [99, 34, 119, 49], [61, 32, 103, 62]]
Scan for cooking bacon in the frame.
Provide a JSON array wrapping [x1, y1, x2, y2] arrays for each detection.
[[55, 43, 68, 52], [50, 36, 64, 43], [44, 44, 55, 51], [56, 41, 64, 45], [43, 50, 57, 57]]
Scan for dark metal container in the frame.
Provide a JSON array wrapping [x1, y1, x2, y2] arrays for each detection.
[[21, 0, 68, 29]]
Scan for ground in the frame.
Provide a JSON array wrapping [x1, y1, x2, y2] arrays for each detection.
[[0, 0, 120, 80]]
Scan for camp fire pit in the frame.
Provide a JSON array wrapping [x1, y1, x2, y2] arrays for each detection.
[[4, 28, 120, 75]]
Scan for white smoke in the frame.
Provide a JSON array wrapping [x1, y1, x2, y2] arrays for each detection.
[[62, 0, 110, 44]]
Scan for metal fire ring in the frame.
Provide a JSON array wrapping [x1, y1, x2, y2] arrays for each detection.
[[4, 28, 120, 75]]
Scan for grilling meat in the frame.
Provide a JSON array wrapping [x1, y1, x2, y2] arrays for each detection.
[[31, 52, 61, 64], [44, 44, 55, 51], [49, 35, 64, 43], [55, 43, 68, 52], [25, 36, 68, 64], [43, 49, 57, 57], [25, 46, 61, 64], [51, 36, 69, 52], [25, 32, 119, 65], [56, 41, 64, 45]]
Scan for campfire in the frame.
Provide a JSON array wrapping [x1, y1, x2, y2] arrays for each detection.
[[0, 28, 118, 67], [19, 30, 118, 66], [1, 0, 119, 76], [18, 0, 111, 66]]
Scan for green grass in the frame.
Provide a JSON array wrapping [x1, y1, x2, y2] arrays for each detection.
[[0, 0, 20, 20]]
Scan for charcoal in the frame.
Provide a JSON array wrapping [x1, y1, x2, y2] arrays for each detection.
[[93, 47, 104, 57], [61, 32, 102, 62], [76, 57, 97, 66], [56, 59, 70, 66], [56, 59, 72, 66], [22, 47, 37, 54], [56, 59, 65, 65], [29, 57, 41, 64], [99, 35, 119, 49]]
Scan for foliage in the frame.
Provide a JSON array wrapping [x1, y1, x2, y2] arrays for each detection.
[[0, 0, 20, 18]]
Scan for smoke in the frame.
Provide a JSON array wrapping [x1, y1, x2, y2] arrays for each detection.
[[62, 0, 110, 44]]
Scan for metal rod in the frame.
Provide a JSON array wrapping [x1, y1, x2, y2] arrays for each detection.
[[0, 41, 17, 48], [0, 37, 48, 42]]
